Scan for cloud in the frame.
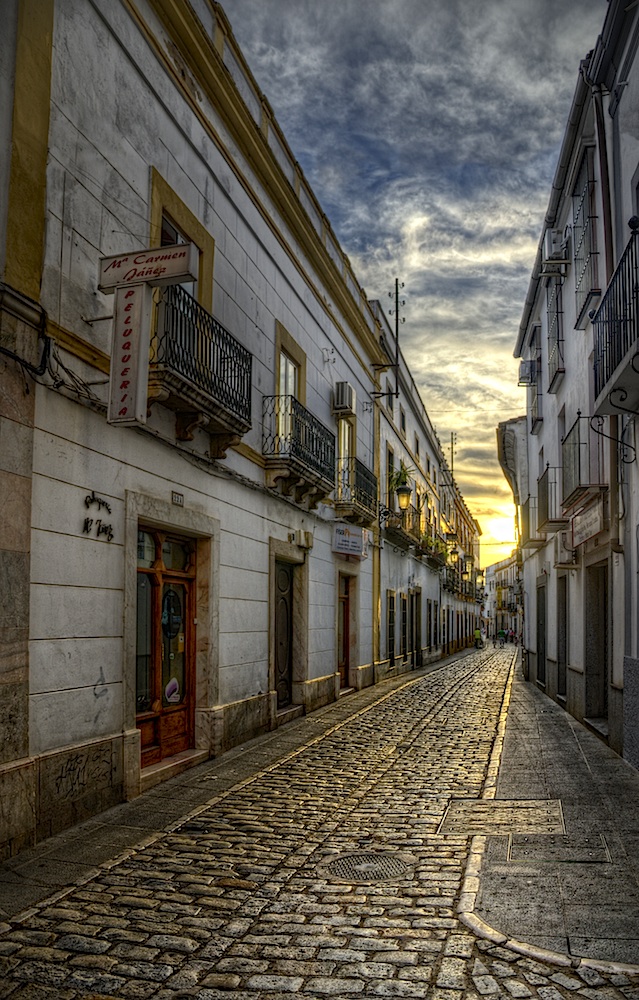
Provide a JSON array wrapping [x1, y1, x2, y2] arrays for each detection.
[[220, 0, 609, 561]]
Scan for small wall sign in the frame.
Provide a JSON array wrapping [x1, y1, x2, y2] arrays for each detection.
[[333, 525, 369, 558], [572, 496, 604, 548], [82, 490, 114, 541]]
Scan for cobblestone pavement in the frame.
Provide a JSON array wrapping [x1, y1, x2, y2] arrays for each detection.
[[1, 648, 638, 999]]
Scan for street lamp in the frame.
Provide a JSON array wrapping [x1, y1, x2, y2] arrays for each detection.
[[395, 484, 412, 511]]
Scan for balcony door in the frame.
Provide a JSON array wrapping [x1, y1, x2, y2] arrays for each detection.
[[337, 418, 354, 501], [161, 213, 197, 299], [278, 351, 299, 447], [136, 530, 196, 767]]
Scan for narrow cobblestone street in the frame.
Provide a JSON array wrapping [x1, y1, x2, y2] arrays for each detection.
[[1, 649, 638, 999]]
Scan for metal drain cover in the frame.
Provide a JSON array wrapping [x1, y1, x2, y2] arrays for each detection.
[[438, 799, 565, 835], [320, 852, 411, 883]]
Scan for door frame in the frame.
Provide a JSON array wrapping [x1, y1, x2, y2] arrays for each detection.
[[136, 539, 197, 767], [585, 561, 609, 719], [536, 583, 547, 686], [274, 559, 295, 708], [123, 491, 219, 795], [338, 573, 350, 688], [269, 537, 308, 711]]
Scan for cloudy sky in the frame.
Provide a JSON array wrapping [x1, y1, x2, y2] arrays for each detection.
[[220, 0, 609, 563]]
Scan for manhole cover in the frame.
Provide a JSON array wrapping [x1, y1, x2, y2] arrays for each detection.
[[438, 799, 565, 836], [320, 852, 411, 883]]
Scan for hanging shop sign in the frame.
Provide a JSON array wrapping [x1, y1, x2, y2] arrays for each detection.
[[107, 283, 153, 426], [99, 242, 198, 427], [98, 242, 198, 291], [572, 495, 604, 548]]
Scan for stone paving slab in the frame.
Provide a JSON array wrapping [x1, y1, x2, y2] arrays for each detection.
[[0, 648, 638, 999], [475, 666, 639, 969]]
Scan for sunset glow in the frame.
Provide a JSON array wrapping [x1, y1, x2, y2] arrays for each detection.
[[220, 0, 609, 568]]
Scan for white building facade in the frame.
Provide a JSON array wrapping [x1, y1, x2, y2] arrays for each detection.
[[374, 306, 483, 676], [0, 0, 482, 855], [502, 0, 639, 767]]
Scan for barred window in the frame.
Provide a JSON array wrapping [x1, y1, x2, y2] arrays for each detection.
[[546, 276, 564, 392], [572, 151, 599, 325]]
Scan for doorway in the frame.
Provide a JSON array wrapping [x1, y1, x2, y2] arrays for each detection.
[[557, 575, 567, 698], [536, 585, 547, 685], [136, 530, 196, 768], [275, 560, 294, 708], [338, 573, 350, 687], [585, 563, 608, 721], [411, 590, 422, 667]]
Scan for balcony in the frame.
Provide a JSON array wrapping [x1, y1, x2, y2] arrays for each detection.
[[593, 221, 639, 415], [148, 285, 252, 457], [335, 457, 378, 526], [443, 565, 460, 593], [263, 395, 335, 507], [538, 466, 568, 532], [548, 338, 565, 393], [561, 413, 607, 512], [417, 531, 448, 568], [380, 504, 421, 550], [531, 388, 543, 434], [520, 497, 545, 549]]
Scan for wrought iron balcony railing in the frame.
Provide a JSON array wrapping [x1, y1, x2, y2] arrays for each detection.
[[548, 339, 565, 393], [538, 465, 568, 532], [263, 395, 335, 488], [547, 276, 565, 393], [379, 504, 416, 548], [149, 285, 252, 454], [531, 387, 542, 433], [593, 221, 639, 405], [443, 565, 460, 592], [418, 531, 448, 566], [520, 496, 544, 548], [335, 457, 377, 523], [562, 413, 606, 510]]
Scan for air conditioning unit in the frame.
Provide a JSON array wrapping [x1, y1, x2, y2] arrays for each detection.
[[332, 381, 356, 415], [543, 228, 565, 262], [518, 359, 536, 386]]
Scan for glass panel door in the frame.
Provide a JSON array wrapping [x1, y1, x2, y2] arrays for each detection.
[[136, 574, 153, 713], [162, 583, 186, 706], [136, 529, 195, 767]]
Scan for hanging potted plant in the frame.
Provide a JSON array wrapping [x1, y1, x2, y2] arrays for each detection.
[[387, 462, 415, 510]]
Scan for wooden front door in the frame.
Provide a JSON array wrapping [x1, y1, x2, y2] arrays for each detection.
[[275, 560, 294, 708], [136, 530, 196, 768], [338, 574, 350, 687]]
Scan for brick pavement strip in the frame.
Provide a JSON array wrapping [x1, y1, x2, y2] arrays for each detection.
[[0, 650, 638, 999]]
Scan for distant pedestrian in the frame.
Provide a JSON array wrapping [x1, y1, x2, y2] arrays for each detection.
[[474, 627, 482, 649], [498, 628, 506, 648]]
